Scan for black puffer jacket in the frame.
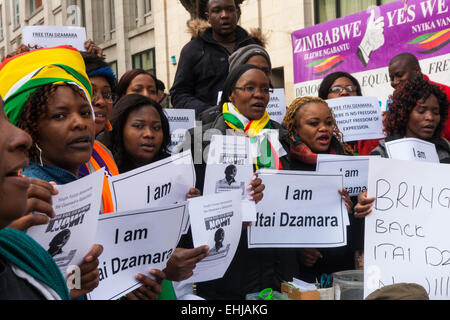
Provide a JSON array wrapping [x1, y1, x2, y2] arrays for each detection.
[[170, 25, 259, 117], [177, 114, 301, 300]]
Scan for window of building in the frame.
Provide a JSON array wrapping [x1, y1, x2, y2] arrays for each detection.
[[315, 0, 398, 23], [13, 0, 20, 29], [0, 6, 3, 41], [29, 0, 42, 14], [67, 0, 85, 26], [132, 49, 156, 75], [144, 0, 152, 14], [108, 61, 118, 79]]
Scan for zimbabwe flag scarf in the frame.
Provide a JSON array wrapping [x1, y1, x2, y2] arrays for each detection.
[[222, 102, 283, 170]]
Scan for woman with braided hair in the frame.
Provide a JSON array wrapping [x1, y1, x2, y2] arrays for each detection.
[[282, 96, 363, 283]]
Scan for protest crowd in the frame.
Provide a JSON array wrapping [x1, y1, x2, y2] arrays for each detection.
[[0, 0, 449, 301]]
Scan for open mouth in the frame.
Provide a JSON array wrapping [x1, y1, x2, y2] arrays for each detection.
[[94, 111, 107, 123], [68, 135, 93, 148], [4, 161, 30, 188], [317, 135, 331, 145], [251, 102, 266, 110]]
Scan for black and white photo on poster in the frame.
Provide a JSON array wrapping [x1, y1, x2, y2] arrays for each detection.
[[26, 169, 104, 279], [182, 191, 242, 284], [204, 135, 256, 221]]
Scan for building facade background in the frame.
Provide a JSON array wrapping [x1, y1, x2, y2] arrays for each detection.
[[0, 0, 397, 106]]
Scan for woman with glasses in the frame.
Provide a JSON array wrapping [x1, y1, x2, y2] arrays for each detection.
[[177, 64, 294, 300], [318, 71, 381, 156]]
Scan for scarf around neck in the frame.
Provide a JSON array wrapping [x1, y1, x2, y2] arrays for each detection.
[[0, 228, 70, 300], [222, 102, 283, 169]]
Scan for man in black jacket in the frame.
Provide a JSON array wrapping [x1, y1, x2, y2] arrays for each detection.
[[170, 0, 260, 117]]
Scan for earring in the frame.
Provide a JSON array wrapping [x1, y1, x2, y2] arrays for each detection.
[[35, 144, 44, 167]]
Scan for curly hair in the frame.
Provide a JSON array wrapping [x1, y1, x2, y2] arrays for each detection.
[[17, 84, 89, 163], [383, 77, 449, 138], [106, 94, 171, 173], [282, 96, 354, 154]]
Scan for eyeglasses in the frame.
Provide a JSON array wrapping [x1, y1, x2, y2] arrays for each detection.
[[92, 90, 117, 103], [329, 86, 357, 94], [234, 86, 274, 95]]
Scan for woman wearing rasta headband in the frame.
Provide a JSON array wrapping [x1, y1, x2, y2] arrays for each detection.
[[0, 45, 164, 300]]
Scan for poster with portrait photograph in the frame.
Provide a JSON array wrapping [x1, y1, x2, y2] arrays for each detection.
[[183, 190, 242, 284], [27, 169, 104, 278], [203, 135, 256, 221]]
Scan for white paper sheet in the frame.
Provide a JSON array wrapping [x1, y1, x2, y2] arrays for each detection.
[[364, 158, 450, 300], [22, 26, 87, 51], [87, 202, 188, 300], [204, 135, 256, 221], [183, 191, 242, 283], [248, 169, 347, 248], [27, 169, 104, 279], [385, 138, 439, 163], [326, 96, 384, 142]]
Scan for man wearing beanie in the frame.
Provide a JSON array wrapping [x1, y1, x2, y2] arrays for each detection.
[[170, 0, 261, 117]]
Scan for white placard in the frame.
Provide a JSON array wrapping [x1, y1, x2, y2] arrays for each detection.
[[364, 157, 450, 300], [385, 138, 439, 163], [248, 169, 347, 248], [164, 109, 195, 152], [87, 203, 188, 300], [185, 191, 242, 283], [316, 154, 379, 196], [326, 96, 384, 142], [27, 169, 104, 279], [108, 151, 195, 234], [217, 88, 287, 124], [204, 135, 256, 221], [22, 26, 87, 51]]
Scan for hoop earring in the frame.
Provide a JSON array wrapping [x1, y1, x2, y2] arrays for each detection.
[[35, 144, 44, 167]]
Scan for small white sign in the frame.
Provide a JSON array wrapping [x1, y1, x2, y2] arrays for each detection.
[[22, 26, 87, 51], [204, 135, 256, 221], [87, 203, 188, 300], [185, 191, 242, 283], [248, 169, 347, 248], [316, 154, 379, 196], [385, 138, 439, 163], [326, 96, 384, 142], [27, 169, 104, 279], [164, 109, 196, 152]]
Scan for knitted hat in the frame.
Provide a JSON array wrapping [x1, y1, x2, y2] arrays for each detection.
[[228, 44, 272, 73], [365, 283, 429, 300]]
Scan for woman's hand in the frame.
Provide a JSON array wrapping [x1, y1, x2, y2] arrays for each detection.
[[8, 179, 58, 232], [163, 246, 209, 282], [186, 188, 201, 199], [339, 188, 354, 214], [354, 191, 376, 218], [248, 174, 265, 204], [84, 40, 103, 58], [70, 244, 103, 299], [126, 269, 166, 300], [298, 248, 323, 267]]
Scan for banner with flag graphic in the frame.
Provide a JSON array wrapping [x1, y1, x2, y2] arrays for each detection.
[[292, 0, 449, 111]]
